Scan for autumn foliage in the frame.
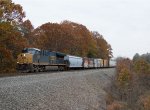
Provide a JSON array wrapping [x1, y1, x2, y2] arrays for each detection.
[[0, 46, 16, 73], [0, 1, 112, 73], [107, 101, 125, 110], [107, 55, 150, 110], [0, 0, 28, 73], [138, 94, 150, 110], [32, 21, 111, 58], [133, 59, 150, 74], [116, 58, 132, 86]]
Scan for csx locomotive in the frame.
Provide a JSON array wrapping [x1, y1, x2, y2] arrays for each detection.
[[17, 48, 116, 72]]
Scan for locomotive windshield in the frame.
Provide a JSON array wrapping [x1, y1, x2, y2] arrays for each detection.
[[22, 48, 40, 54]]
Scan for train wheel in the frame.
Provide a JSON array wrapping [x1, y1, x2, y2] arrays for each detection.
[[61, 66, 64, 71], [33, 65, 38, 73], [42, 66, 46, 72], [58, 66, 64, 71], [40, 66, 46, 72]]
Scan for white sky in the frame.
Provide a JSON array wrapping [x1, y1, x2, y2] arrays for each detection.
[[13, 0, 150, 58]]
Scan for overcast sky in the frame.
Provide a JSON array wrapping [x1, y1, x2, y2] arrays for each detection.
[[13, 0, 150, 58]]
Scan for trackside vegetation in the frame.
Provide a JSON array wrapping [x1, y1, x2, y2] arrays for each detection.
[[106, 53, 150, 110]]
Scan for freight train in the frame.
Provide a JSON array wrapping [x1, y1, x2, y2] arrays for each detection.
[[17, 48, 116, 72]]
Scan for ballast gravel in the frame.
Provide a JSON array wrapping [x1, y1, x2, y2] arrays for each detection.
[[0, 68, 116, 110]]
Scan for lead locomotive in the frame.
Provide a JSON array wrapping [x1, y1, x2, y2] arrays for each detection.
[[17, 48, 67, 72]]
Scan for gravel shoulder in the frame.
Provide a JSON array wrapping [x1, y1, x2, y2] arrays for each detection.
[[0, 68, 116, 110]]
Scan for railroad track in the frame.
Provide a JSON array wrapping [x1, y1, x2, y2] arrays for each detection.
[[0, 67, 115, 78]]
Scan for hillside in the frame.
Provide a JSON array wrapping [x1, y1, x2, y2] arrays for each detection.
[[0, 68, 116, 110]]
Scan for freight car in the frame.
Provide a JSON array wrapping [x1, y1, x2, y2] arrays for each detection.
[[109, 59, 116, 67], [64, 55, 83, 69], [94, 59, 102, 68], [83, 58, 103, 69], [17, 48, 116, 72]]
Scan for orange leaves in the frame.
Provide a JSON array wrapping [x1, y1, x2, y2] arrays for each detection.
[[0, 0, 28, 73], [92, 31, 111, 59], [0, 22, 28, 56], [33, 21, 111, 58]]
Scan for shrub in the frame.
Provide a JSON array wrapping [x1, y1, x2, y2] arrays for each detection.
[[107, 101, 125, 110], [117, 68, 131, 86], [0, 46, 16, 73], [133, 59, 150, 74], [138, 94, 150, 110], [116, 58, 132, 87]]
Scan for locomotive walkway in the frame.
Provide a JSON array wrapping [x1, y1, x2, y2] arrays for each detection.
[[0, 68, 116, 110]]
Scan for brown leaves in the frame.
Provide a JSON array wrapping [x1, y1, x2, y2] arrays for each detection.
[[0, 22, 28, 56], [116, 58, 132, 87], [0, 45, 16, 73], [33, 21, 111, 58], [107, 101, 125, 110], [0, 1, 111, 73], [92, 31, 111, 59], [0, 0, 25, 24], [138, 93, 150, 110], [133, 59, 150, 74], [0, 0, 28, 73]]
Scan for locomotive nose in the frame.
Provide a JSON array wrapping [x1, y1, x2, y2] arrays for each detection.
[[17, 53, 33, 64]]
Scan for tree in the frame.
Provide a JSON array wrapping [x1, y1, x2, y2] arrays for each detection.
[[141, 53, 150, 63], [33, 21, 112, 58], [91, 31, 111, 58], [21, 19, 34, 45], [61, 20, 97, 57], [133, 59, 150, 74], [0, 22, 27, 57], [0, 0, 27, 73], [133, 53, 140, 62], [0, 0, 25, 25], [0, 45, 16, 73], [33, 22, 76, 54], [107, 44, 113, 58]]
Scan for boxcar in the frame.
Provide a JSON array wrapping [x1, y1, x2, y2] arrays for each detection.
[[83, 57, 89, 68], [109, 59, 116, 67], [103, 59, 109, 67], [97, 59, 102, 68], [94, 59, 98, 68], [88, 58, 94, 68]]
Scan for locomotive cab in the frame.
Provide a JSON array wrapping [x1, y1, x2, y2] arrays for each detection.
[[17, 48, 40, 64], [17, 48, 41, 72]]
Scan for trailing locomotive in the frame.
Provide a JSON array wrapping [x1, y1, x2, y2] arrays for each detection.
[[17, 48, 116, 72]]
